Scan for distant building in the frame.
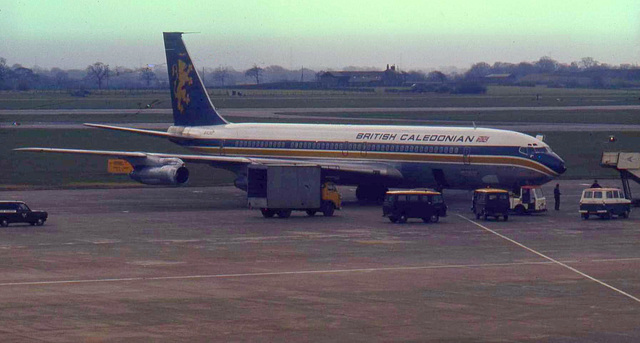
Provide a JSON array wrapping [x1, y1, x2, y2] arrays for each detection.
[[484, 73, 516, 85], [319, 65, 405, 88]]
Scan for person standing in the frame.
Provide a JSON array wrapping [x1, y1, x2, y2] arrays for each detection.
[[554, 184, 561, 211]]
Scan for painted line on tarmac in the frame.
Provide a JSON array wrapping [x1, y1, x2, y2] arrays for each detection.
[[0, 260, 558, 287], [456, 214, 640, 304]]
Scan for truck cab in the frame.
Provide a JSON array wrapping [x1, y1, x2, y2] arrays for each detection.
[[510, 185, 546, 214]]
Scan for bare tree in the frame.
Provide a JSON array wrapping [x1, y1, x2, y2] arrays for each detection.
[[245, 64, 263, 84], [86, 62, 110, 89], [213, 66, 230, 86], [579, 57, 599, 70], [139, 67, 156, 87]]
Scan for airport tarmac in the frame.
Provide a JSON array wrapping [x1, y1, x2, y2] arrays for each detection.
[[0, 180, 639, 342]]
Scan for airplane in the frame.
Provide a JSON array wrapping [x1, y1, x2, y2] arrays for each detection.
[[16, 32, 566, 202]]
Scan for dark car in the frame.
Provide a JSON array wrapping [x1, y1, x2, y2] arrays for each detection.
[[383, 190, 447, 223], [0, 201, 48, 227], [472, 188, 510, 221]]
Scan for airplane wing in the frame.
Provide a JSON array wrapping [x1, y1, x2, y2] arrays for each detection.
[[14, 147, 403, 179]]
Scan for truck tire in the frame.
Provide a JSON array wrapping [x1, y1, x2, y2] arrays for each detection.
[[322, 202, 335, 217], [398, 214, 407, 223], [277, 210, 292, 218], [0, 218, 8, 227], [306, 210, 317, 217], [36, 218, 44, 226], [261, 209, 276, 218]]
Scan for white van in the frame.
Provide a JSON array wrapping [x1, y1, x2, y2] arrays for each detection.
[[579, 188, 631, 219]]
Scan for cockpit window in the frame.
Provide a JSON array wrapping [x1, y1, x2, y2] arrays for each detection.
[[534, 147, 548, 153]]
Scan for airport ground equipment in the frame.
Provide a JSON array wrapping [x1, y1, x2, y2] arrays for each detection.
[[601, 152, 640, 207], [382, 190, 447, 224], [247, 165, 341, 218], [0, 201, 48, 227], [579, 187, 631, 220], [510, 185, 547, 214], [472, 188, 510, 221]]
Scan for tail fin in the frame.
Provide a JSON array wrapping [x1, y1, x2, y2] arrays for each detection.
[[163, 32, 227, 126]]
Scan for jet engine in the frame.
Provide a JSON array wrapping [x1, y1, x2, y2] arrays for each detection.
[[129, 157, 189, 186]]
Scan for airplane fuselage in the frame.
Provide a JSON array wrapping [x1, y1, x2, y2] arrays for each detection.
[[167, 122, 566, 190]]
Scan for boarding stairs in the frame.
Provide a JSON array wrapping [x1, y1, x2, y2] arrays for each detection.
[[601, 152, 640, 207]]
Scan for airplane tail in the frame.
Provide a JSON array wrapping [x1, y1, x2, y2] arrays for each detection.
[[163, 32, 228, 126]]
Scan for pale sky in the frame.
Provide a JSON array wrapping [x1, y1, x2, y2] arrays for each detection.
[[1, 0, 639, 71]]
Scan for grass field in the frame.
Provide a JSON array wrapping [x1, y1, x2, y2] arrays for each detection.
[[2, 86, 640, 110]]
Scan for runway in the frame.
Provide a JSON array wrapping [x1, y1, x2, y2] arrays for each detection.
[[0, 180, 639, 341]]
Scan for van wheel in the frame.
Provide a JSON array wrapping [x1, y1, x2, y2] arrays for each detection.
[[306, 210, 316, 217], [321, 202, 335, 217], [398, 214, 408, 224], [388, 216, 398, 223], [36, 219, 44, 226], [0, 218, 8, 227], [621, 210, 629, 219], [582, 213, 589, 220], [261, 209, 275, 218], [431, 214, 439, 223], [277, 210, 292, 218]]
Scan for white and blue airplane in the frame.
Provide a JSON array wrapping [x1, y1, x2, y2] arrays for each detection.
[[17, 32, 566, 201]]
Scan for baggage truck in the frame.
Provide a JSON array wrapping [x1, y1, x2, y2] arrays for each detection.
[[247, 165, 341, 218]]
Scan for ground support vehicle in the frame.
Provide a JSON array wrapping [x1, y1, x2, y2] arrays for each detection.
[[472, 188, 510, 221], [579, 187, 631, 220], [0, 201, 48, 227], [247, 165, 341, 218], [510, 185, 547, 214], [382, 190, 447, 224]]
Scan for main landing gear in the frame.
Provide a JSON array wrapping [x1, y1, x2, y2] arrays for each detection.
[[356, 185, 388, 203]]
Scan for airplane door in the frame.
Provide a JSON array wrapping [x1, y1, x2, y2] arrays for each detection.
[[463, 147, 471, 165]]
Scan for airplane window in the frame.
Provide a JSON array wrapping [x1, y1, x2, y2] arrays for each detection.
[[428, 146, 434, 153], [454, 147, 459, 154], [534, 147, 546, 153], [348, 143, 354, 150]]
